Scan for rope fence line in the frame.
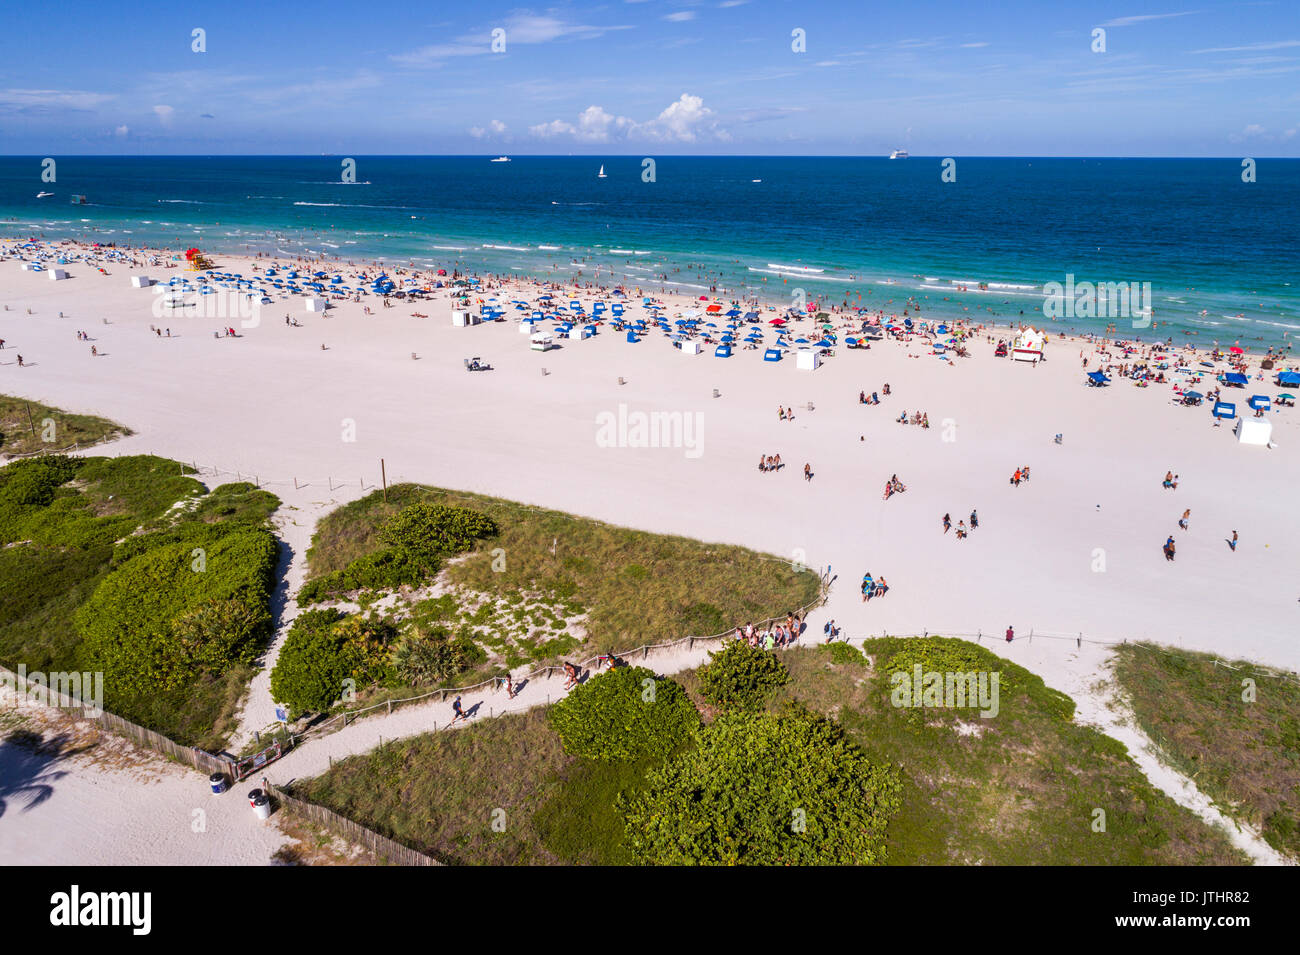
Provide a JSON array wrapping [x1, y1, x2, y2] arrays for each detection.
[[293, 583, 831, 743]]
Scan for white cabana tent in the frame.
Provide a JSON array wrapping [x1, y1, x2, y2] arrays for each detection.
[[131, 275, 153, 288], [1012, 327, 1046, 363], [796, 348, 820, 370], [681, 340, 701, 355], [304, 296, 327, 312], [1234, 417, 1273, 447], [451, 310, 479, 327], [49, 269, 69, 281]]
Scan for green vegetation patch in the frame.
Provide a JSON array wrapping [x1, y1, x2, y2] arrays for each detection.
[[0, 453, 280, 750], [1114, 642, 1300, 862], [0, 394, 131, 456]]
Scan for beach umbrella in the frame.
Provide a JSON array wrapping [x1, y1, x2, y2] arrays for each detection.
[[1279, 393, 1296, 400], [1183, 390, 1203, 400], [1230, 346, 1244, 354]]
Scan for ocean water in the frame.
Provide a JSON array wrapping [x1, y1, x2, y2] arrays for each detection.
[[1, 156, 1297, 346]]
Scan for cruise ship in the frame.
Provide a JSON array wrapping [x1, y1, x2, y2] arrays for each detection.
[[490, 156, 511, 162], [889, 149, 909, 160]]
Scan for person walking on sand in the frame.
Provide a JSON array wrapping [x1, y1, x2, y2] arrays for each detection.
[[563, 661, 580, 689], [970, 509, 979, 530], [943, 513, 952, 534], [1229, 530, 1238, 552], [1179, 508, 1190, 531], [450, 695, 468, 725], [1164, 536, 1176, 561], [804, 462, 812, 482], [16, 354, 24, 367], [1005, 625, 1014, 643]]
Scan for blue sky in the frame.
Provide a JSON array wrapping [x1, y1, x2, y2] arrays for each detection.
[[1, 0, 1297, 155]]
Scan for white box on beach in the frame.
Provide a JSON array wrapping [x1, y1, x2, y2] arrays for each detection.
[[49, 269, 69, 281], [304, 297, 327, 312], [681, 340, 701, 355], [20, 262, 36, 271], [452, 310, 469, 326], [131, 275, 153, 288], [1234, 417, 1272, 446], [796, 348, 820, 370]]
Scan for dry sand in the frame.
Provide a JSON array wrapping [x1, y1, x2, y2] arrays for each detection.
[[2, 245, 1297, 864]]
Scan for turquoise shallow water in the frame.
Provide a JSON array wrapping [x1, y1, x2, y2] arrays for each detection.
[[1, 156, 1297, 347]]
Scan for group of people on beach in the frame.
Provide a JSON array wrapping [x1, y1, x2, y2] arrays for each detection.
[[882, 474, 907, 500], [759, 453, 784, 473], [777, 405, 796, 421], [735, 613, 804, 650], [859, 382, 891, 405], [861, 572, 890, 602], [897, 410, 930, 428], [942, 509, 979, 540], [1010, 466, 1031, 486]]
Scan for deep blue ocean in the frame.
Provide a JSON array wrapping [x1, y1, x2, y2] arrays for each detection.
[[2, 156, 1297, 345]]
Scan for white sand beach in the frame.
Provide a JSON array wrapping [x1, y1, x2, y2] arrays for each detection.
[[2, 240, 1298, 864]]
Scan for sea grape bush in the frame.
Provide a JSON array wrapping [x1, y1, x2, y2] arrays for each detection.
[[697, 639, 790, 711], [548, 666, 699, 761], [298, 502, 498, 605], [620, 707, 902, 865]]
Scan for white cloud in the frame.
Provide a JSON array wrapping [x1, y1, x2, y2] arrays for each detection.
[[529, 94, 728, 144], [530, 118, 578, 138], [0, 88, 115, 111], [719, 0, 750, 6], [637, 93, 725, 142], [665, 11, 696, 21], [393, 13, 632, 66], [1100, 12, 1198, 28], [152, 104, 175, 125], [1191, 40, 1300, 54], [961, 42, 990, 48], [470, 119, 509, 139], [114, 125, 129, 137]]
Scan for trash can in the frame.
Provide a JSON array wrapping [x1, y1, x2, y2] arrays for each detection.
[[252, 793, 271, 820], [209, 772, 228, 795], [247, 788, 263, 808]]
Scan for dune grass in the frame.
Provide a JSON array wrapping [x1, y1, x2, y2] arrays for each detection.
[[0, 454, 280, 750], [1113, 641, 1300, 861], [305, 483, 820, 654], [297, 637, 1247, 866], [0, 395, 130, 456]]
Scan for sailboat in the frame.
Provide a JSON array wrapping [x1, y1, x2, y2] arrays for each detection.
[[597, 164, 607, 179]]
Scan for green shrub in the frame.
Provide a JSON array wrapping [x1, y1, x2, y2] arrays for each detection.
[[269, 609, 354, 714], [379, 502, 497, 562], [823, 642, 866, 666], [697, 640, 789, 711], [549, 666, 699, 761], [620, 707, 902, 865], [76, 528, 277, 699], [297, 502, 497, 605], [394, 626, 476, 686]]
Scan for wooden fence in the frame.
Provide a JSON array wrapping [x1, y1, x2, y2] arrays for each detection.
[[268, 784, 441, 866]]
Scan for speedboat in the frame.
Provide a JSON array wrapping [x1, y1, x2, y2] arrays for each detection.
[[37, 191, 54, 198], [889, 150, 909, 160], [490, 156, 510, 162]]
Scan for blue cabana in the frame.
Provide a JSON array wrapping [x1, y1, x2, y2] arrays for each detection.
[[1277, 371, 1300, 387], [715, 344, 732, 358], [1213, 400, 1237, 419], [626, 331, 639, 343], [1248, 395, 1270, 411], [1223, 372, 1249, 387], [763, 348, 782, 362], [1087, 371, 1111, 387]]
